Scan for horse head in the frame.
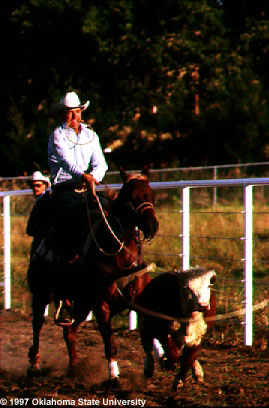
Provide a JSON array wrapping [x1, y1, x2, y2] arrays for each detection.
[[115, 166, 159, 241]]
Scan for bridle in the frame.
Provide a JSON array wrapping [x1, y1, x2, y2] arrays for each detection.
[[127, 201, 155, 216], [85, 193, 155, 256]]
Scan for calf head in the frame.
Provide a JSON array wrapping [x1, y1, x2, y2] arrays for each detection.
[[181, 268, 216, 313]]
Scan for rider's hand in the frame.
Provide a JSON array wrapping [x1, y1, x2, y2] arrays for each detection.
[[81, 173, 99, 196]]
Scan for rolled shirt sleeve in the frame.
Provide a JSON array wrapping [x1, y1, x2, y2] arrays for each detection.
[[88, 134, 109, 182]]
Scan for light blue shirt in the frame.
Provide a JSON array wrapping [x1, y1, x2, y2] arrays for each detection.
[[48, 123, 108, 185]]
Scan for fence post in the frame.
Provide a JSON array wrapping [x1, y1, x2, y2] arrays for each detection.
[[213, 166, 217, 206], [181, 187, 190, 270], [243, 185, 253, 346], [3, 195, 11, 309]]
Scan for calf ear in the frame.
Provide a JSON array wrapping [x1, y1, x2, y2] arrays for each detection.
[[208, 270, 217, 284]]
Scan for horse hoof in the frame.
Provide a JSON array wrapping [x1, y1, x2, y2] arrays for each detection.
[[67, 361, 80, 377], [27, 365, 41, 377], [172, 378, 183, 393], [159, 356, 177, 371], [103, 377, 120, 390], [110, 376, 120, 387], [144, 354, 154, 378]]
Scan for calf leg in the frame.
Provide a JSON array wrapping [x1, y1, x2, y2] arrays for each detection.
[[191, 355, 204, 383], [157, 334, 179, 370], [172, 312, 208, 391], [172, 344, 200, 391], [172, 328, 204, 383], [140, 328, 154, 378]]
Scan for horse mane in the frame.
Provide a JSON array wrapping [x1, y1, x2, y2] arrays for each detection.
[[126, 174, 148, 182], [103, 173, 148, 202], [104, 185, 118, 201]]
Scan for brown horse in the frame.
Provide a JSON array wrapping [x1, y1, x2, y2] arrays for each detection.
[[27, 167, 159, 380]]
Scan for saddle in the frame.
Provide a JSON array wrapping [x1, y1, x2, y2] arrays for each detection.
[[34, 225, 85, 264], [29, 190, 104, 265]]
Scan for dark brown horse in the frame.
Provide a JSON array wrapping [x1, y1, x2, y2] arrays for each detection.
[[27, 167, 159, 380]]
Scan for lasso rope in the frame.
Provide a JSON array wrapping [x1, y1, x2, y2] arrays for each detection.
[[205, 299, 268, 322], [64, 123, 94, 146], [95, 194, 125, 251], [84, 186, 154, 257], [116, 286, 268, 324], [85, 193, 125, 256]]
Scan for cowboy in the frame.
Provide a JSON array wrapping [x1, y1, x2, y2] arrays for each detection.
[[31, 171, 51, 201], [44, 91, 108, 257], [26, 171, 52, 239], [48, 91, 108, 199], [46, 91, 108, 325]]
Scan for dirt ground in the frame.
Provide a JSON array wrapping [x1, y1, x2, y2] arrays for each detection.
[[0, 310, 268, 408]]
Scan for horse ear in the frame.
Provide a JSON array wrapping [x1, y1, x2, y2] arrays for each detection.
[[120, 167, 127, 183], [141, 165, 150, 179]]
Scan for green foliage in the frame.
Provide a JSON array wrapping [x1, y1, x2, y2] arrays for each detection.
[[1, 0, 268, 175]]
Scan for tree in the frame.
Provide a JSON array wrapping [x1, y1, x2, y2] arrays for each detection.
[[0, 0, 268, 175]]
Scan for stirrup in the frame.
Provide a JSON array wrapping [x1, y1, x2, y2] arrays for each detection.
[[54, 300, 74, 327]]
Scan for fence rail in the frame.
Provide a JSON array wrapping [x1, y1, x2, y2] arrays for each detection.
[[1, 177, 269, 346]]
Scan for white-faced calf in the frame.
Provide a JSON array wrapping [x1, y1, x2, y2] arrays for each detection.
[[137, 267, 216, 391]]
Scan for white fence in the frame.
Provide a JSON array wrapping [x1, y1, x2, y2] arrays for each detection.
[[1, 177, 269, 346]]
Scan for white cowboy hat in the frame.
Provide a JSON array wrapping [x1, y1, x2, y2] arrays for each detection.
[[59, 92, 89, 111], [32, 171, 51, 188], [50, 92, 90, 115]]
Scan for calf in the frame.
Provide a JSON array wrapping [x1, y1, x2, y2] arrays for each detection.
[[137, 267, 216, 391]]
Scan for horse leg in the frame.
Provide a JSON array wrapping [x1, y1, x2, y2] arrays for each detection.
[[63, 324, 79, 371], [95, 301, 119, 382], [28, 295, 48, 375], [63, 303, 91, 372]]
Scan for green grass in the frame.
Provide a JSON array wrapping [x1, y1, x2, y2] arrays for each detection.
[[143, 200, 268, 346], [0, 198, 268, 346], [144, 202, 269, 274]]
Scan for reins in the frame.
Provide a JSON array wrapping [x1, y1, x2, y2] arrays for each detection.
[[85, 191, 154, 257], [85, 193, 124, 256], [95, 194, 124, 250]]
